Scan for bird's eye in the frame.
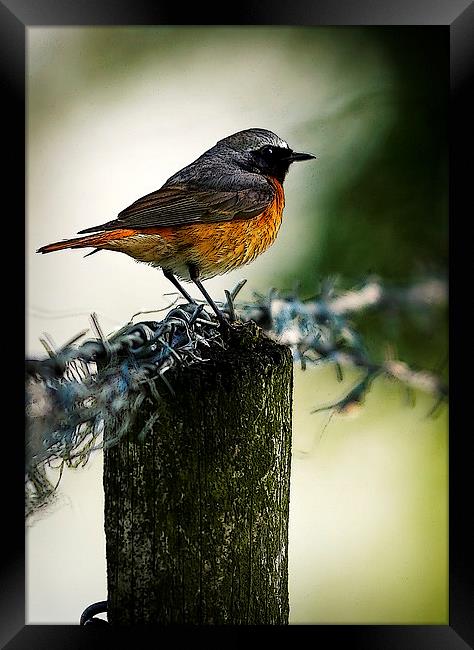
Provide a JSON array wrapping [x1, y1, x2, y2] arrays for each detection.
[[264, 146, 273, 156], [260, 145, 274, 159]]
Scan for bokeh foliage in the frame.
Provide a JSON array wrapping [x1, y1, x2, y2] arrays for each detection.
[[278, 28, 448, 374]]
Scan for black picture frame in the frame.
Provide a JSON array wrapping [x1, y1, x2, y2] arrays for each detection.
[[2, 1, 470, 648]]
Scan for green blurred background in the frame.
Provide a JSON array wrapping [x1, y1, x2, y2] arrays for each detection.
[[27, 27, 448, 624]]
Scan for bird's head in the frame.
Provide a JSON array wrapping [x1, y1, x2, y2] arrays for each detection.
[[216, 128, 316, 183]]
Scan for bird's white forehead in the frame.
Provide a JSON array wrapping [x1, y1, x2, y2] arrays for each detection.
[[218, 129, 290, 152], [246, 134, 290, 150]]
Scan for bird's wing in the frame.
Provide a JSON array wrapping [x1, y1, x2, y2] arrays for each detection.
[[78, 180, 275, 233]]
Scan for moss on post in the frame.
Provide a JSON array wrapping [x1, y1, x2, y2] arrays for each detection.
[[104, 321, 293, 624]]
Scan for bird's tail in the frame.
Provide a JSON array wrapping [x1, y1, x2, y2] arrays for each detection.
[[37, 229, 133, 254]]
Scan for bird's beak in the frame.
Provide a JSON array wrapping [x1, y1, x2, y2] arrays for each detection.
[[287, 151, 317, 162]]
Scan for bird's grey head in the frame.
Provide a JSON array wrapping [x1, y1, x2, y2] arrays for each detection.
[[214, 128, 315, 184], [217, 128, 291, 153]]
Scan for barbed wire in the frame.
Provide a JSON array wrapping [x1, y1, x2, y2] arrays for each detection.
[[239, 276, 448, 414], [25, 276, 447, 518], [25, 302, 224, 517]]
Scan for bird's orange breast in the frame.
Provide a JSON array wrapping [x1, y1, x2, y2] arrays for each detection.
[[103, 177, 285, 280]]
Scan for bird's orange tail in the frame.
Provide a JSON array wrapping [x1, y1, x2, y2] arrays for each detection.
[[37, 229, 134, 254], [37, 235, 91, 254]]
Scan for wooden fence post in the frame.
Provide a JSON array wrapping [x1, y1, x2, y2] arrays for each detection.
[[103, 321, 293, 624]]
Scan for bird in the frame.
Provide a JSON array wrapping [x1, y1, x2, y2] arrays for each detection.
[[37, 128, 316, 323]]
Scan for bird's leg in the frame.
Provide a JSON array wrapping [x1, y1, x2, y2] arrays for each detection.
[[162, 268, 195, 304], [188, 264, 229, 325]]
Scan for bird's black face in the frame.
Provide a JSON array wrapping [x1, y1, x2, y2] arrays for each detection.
[[213, 129, 315, 184], [250, 144, 315, 183]]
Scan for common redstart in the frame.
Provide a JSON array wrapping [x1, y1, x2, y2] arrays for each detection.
[[37, 128, 315, 322]]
